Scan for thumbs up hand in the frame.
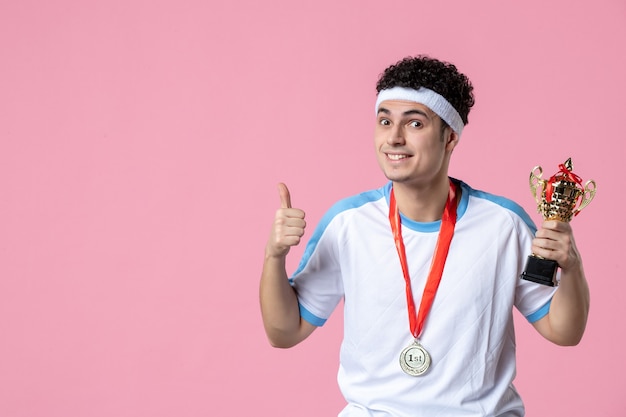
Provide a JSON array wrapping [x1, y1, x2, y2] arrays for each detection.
[[266, 183, 306, 258]]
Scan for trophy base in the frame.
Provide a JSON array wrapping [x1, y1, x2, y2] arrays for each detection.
[[521, 255, 558, 287]]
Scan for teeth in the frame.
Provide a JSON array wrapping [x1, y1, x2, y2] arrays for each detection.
[[388, 154, 408, 160]]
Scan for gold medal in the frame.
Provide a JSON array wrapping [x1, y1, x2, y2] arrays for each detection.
[[399, 340, 431, 376]]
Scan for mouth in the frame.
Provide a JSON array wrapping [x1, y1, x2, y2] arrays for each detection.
[[385, 153, 411, 161]]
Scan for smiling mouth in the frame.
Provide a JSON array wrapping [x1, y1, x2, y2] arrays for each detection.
[[386, 153, 410, 161]]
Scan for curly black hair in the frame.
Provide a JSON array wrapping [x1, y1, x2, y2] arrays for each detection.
[[376, 55, 475, 126]]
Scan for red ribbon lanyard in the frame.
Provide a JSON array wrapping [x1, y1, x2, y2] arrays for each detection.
[[389, 180, 458, 340]]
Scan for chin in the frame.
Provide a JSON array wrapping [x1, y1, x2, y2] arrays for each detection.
[[384, 173, 411, 183]]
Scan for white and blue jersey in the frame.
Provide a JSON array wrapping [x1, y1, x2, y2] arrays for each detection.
[[290, 179, 556, 417]]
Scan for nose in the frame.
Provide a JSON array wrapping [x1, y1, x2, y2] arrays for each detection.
[[387, 125, 405, 146]]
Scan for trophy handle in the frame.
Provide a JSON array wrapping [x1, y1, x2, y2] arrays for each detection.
[[529, 166, 544, 203], [573, 179, 597, 216]]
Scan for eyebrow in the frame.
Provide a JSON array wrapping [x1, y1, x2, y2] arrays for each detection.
[[377, 107, 432, 119]]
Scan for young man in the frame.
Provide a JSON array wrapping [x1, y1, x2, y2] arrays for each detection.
[[260, 56, 589, 416]]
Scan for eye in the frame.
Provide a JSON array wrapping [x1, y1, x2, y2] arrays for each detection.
[[379, 118, 391, 126], [409, 120, 423, 128]]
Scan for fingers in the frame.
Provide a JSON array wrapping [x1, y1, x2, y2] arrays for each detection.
[[534, 220, 572, 243], [532, 220, 579, 269], [278, 183, 292, 209], [266, 183, 306, 258], [539, 220, 571, 233]]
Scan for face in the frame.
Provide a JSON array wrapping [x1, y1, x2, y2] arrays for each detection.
[[374, 100, 458, 189]]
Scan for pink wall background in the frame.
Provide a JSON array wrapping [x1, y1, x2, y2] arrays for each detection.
[[1, 1, 624, 416]]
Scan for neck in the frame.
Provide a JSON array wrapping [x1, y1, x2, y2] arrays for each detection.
[[392, 177, 453, 222]]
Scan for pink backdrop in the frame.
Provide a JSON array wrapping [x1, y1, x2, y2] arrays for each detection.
[[1, 1, 624, 415]]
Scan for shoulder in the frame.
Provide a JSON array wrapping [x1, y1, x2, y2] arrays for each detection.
[[291, 184, 389, 276], [302, 184, 389, 251], [456, 179, 536, 233], [320, 183, 389, 223]]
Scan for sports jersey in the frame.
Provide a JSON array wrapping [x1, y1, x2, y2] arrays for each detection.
[[290, 179, 557, 417]]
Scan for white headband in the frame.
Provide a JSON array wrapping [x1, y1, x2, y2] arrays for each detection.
[[375, 86, 464, 136]]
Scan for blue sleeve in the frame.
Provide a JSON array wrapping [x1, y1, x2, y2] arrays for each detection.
[[525, 299, 552, 323]]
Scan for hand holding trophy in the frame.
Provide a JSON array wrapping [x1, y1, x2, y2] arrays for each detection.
[[520, 158, 596, 286]]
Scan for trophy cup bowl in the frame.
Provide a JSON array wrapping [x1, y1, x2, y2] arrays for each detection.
[[520, 158, 596, 286]]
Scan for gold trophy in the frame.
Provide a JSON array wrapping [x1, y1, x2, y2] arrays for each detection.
[[520, 158, 596, 286]]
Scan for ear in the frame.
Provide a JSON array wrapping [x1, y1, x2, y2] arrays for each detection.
[[445, 129, 459, 152]]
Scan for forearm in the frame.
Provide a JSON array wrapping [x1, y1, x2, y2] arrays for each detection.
[[259, 253, 309, 348], [531, 220, 590, 346], [543, 263, 590, 345]]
